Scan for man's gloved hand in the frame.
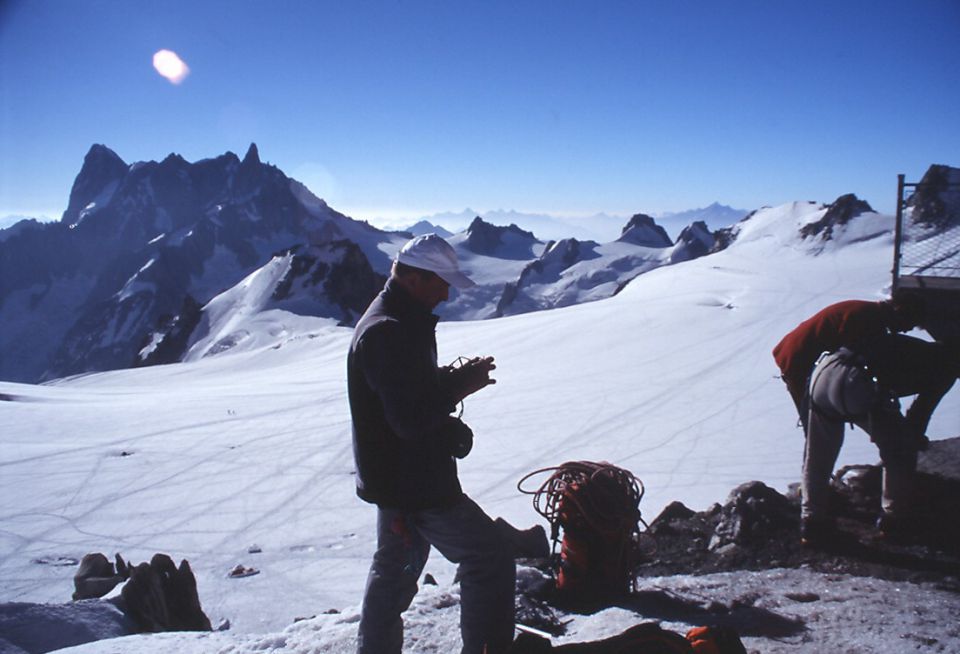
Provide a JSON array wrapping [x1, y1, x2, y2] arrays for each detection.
[[440, 356, 497, 404], [442, 416, 474, 459]]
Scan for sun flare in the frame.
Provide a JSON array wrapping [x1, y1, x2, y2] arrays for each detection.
[[152, 49, 190, 84]]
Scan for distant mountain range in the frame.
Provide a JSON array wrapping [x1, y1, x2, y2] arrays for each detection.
[[656, 203, 750, 238], [404, 204, 747, 243], [1, 145, 955, 384]]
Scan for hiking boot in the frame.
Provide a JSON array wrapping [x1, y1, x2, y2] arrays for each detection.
[[876, 513, 917, 544], [799, 516, 837, 548], [495, 518, 551, 559]]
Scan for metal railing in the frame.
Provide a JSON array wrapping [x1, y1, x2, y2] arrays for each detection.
[[892, 174, 960, 291]]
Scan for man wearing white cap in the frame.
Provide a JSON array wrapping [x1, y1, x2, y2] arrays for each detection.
[[347, 234, 515, 654]]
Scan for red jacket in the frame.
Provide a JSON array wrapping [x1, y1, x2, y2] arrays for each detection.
[[773, 300, 893, 390]]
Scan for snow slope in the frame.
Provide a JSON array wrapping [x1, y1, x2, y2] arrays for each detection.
[[1, 203, 957, 652]]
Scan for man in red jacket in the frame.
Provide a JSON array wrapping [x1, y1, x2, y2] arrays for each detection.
[[773, 293, 957, 545]]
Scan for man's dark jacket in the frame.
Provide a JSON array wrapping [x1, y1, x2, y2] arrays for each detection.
[[348, 279, 462, 510]]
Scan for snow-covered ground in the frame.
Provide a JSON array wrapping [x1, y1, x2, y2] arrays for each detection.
[[1, 203, 957, 652]]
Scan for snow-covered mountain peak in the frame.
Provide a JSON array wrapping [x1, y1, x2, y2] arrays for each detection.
[[670, 221, 716, 262], [541, 237, 598, 267], [459, 216, 542, 260], [181, 241, 384, 361], [677, 220, 712, 242], [8, 149, 953, 386], [723, 201, 825, 247], [800, 194, 875, 241], [702, 198, 897, 262], [617, 213, 673, 247]]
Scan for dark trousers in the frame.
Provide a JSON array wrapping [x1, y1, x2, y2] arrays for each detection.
[[878, 334, 957, 436], [357, 495, 516, 654]]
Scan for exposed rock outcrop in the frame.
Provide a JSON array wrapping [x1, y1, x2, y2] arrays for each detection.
[[617, 214, 672, 248], [907, 164, 960, 231], [639, 436, 960, 584], [800, 193, 874, 240], [670, 221, 715, 263], [465, 216, 540, 259]]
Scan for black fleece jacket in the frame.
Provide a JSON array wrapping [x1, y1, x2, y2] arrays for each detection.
[[347, 279, 463, 510]]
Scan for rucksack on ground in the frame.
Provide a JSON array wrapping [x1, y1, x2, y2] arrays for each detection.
[[519, 461, 648, 600]]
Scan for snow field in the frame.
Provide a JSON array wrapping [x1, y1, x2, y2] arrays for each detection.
[[0, 204, 957, 652]]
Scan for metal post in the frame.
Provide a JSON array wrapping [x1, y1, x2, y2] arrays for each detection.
[[892, 173, 905, 292]]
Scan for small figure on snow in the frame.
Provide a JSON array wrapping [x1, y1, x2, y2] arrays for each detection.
[[772, 292, 957, 545], [347, 234, 515, 654]]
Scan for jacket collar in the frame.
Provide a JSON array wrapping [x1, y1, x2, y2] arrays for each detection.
[[382, 278, 440, 329]]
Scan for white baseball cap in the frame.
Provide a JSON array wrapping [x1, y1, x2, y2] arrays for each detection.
[[396, 233, 476, 289]]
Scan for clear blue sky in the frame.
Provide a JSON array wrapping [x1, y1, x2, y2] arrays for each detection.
[[1, 0, 958, 225]]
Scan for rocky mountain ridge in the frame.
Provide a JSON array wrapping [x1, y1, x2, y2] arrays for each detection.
[[2, 145, 748, 375], [0, 144, 393, 382], [3, 148, 956, 382]]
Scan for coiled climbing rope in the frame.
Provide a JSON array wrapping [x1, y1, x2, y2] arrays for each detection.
[[518, 461, 653, 595]]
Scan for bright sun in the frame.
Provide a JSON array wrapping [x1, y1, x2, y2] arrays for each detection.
[[152, 49, 190, 84]]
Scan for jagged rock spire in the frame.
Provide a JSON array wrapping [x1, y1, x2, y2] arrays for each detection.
[[62, 144, 128, 225], [242, 143, 260, 167]]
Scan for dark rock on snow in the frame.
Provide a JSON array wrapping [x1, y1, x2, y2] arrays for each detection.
[[800, 193, 874, 240], [638, 436, 960, 586], [617, 214, 672, 248], [464, 216, 541, 259], [72, 553, 127, 601], [907, 163, 960, 230], [707, 481, 795, 551], [120, 554, 212, 632], [670, 221, 715, 263]]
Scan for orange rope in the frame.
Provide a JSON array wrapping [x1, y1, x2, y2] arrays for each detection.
[[517, 461, 653, 592]]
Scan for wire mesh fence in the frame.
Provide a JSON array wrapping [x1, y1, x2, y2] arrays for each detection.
[[894, 176, 960, 290], [899, 214, 960, 279]]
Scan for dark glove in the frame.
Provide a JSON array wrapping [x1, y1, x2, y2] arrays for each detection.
[[443, 417, 474, 459], [440, 356, 497, 404]]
